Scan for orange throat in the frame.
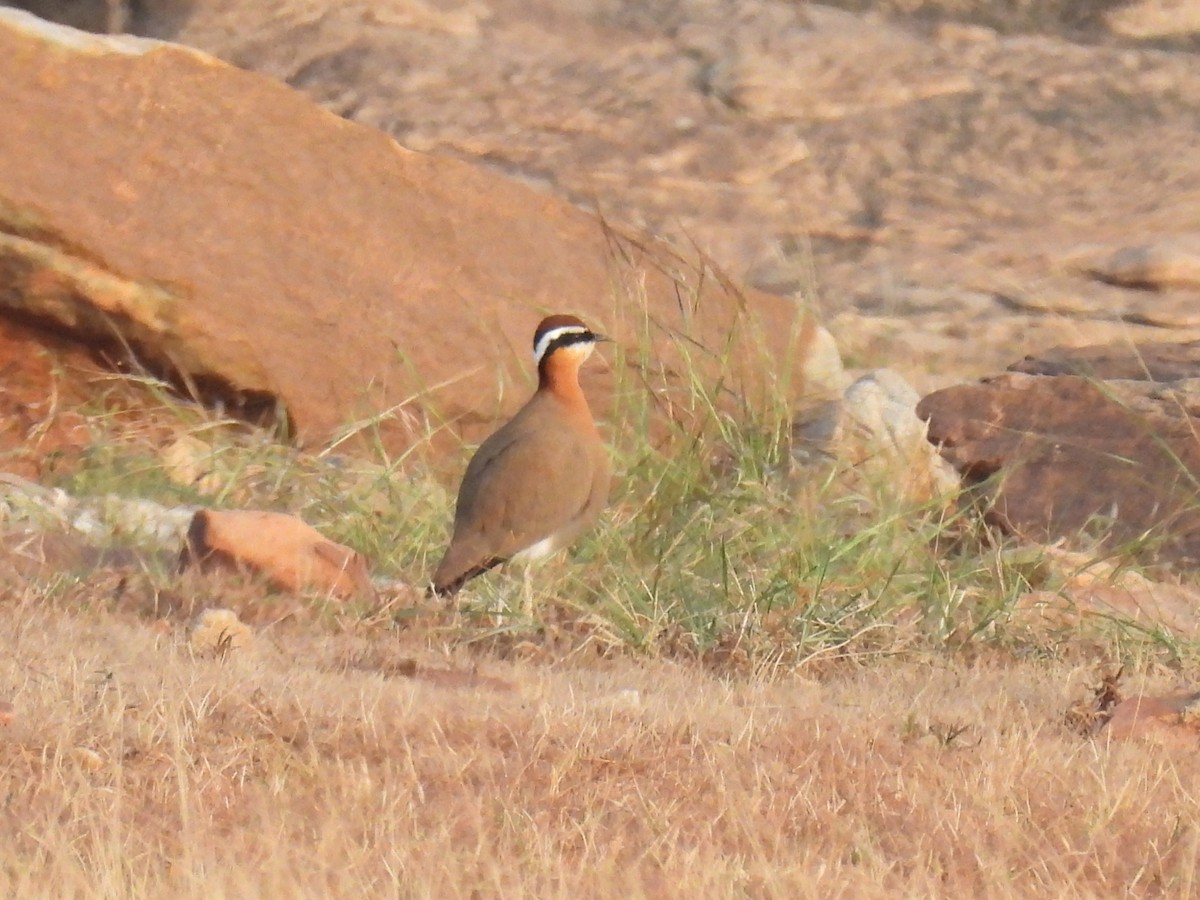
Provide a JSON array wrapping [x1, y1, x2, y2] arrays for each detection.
[[538, 351, 594, 423]]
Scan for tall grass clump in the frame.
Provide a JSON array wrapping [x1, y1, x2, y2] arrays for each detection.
[[25, 296, 1197, 671], [449, 293, 1030, 669]]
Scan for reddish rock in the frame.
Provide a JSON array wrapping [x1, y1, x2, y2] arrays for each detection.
[[1010, 340, 1200, 383], [1067, 238, 1200, 293], [918, 372, 1200, 567], [182, 509, 374, 600], [1015, 577, 1200, 639], [1104, 692, 1200, 744], [0, 10, 837, 455]]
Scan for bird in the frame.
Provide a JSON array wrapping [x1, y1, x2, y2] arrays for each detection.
[[429, 313, 611, 597]]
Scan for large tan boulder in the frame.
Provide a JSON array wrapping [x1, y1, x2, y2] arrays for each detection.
[[0, 9, 840, 453]]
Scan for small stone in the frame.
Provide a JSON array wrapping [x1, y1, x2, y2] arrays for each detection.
[[837, 369, 960, 501], [1015, 578, 1200, 640], [1067, 238, 1200, 293], [602, 689, 643, 712], [0, 700, 13, 727], [189, 608, 253, 656], [1106, 0, 1200, 39], [1104, 693, 1200, 744], [1010, 340, 1200, 383], [161, 435, 224, 495], [71, 746, 104, 772], [182, 509, 375, 600]]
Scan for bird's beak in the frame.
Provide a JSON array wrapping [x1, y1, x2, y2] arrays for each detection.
[[593, 332, 613, 344]]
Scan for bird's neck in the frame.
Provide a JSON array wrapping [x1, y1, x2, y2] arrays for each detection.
[[538, 357, 594, 425]]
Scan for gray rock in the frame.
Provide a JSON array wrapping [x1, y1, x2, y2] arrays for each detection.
[[839, 369, 960, 499]]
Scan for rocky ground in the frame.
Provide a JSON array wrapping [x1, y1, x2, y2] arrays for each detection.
[[122, 0, 1200, 388], [9, 0, 1200, 393]]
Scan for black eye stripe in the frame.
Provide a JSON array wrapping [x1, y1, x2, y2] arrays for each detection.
[[546, 331, 595, 352], [534, 327, 595, 364]]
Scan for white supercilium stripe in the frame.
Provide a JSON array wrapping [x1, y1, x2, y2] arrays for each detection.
[[533, 326, 589, 365]]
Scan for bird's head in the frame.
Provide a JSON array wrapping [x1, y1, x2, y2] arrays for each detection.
[[532, 314, 608, 371]]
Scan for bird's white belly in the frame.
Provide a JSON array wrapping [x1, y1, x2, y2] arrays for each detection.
[[512, 534, 561, 563]]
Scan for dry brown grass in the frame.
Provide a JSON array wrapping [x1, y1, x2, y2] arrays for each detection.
[[3, 569, 1200, 898]]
